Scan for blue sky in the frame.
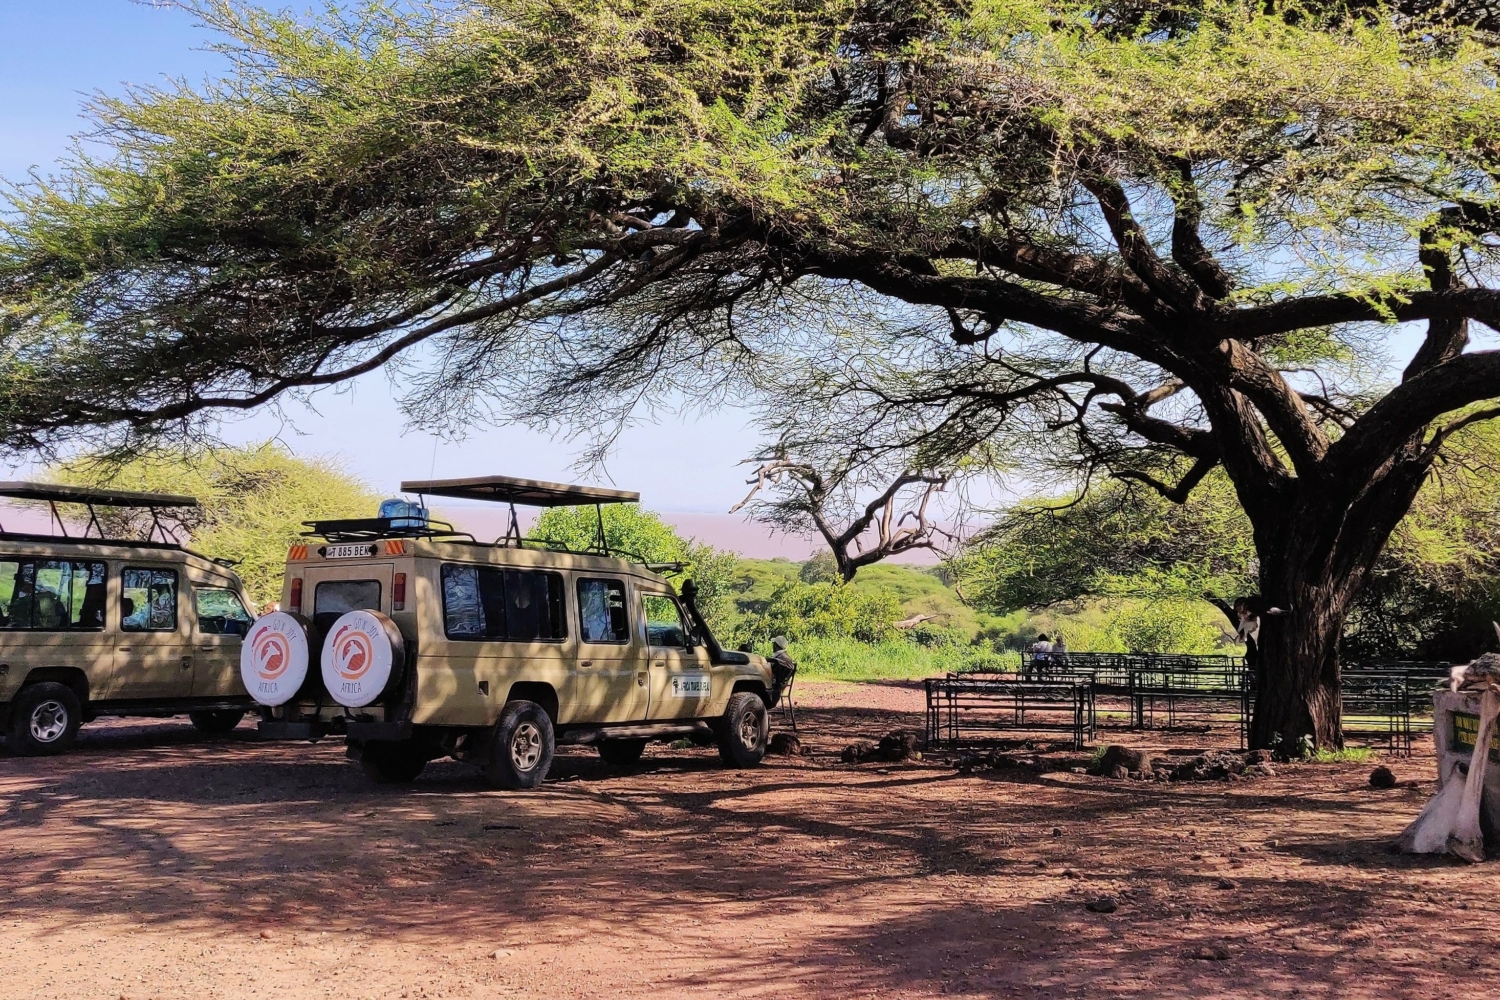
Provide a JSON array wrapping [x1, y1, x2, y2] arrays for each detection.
[[0, 1, 765, 510]]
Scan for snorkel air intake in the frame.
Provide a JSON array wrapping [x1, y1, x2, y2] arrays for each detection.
[[679, 579, 749, 666]]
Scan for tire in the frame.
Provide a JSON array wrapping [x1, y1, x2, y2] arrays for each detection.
[[189, 709, 246, 735], [483, 700, 555, 790], [359, 740, 428, 784], [597, 738, 647, 766], [715, 691, 768, 768], [7, 682, 82, 757]]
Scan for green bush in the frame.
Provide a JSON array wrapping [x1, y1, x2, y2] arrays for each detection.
[[1106, 599, 1225, 654], [732, 579, 902, 646], [787, 636, 1010, 682]]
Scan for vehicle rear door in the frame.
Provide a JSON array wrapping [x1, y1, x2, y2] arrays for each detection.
[[302, 564, 394, 636], [113, 565, 192, 700], [571, 576, 648, 723], [641, 591, 714, 720], [190, 583, 255, 697]]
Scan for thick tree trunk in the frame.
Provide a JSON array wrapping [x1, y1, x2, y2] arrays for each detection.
[[1248, 590, 1347, 750]]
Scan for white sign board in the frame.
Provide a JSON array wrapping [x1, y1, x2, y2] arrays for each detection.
[[669, 673, 711, 698]]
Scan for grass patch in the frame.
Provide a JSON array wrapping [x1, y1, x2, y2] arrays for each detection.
[[1308, 747, 1377, 764], [792, 636, 1010, 682]]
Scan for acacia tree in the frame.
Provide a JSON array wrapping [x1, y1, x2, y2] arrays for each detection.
[[6, 1, 1500, 746], [731, 455, 952, 581]]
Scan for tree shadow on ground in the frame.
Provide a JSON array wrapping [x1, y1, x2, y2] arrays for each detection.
[[2, 720, 1494, 998]]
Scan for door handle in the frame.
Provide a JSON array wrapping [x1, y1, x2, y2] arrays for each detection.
[[118, 646, 132, 652], [652, 660, 665, 668], [199, 644, 215, 651], [637, 671, 647, 687], [181, 656, 193, 669], [580, 660, 593, 667]]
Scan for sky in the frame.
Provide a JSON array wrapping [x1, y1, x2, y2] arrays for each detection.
[[0, 0, 772, 514]]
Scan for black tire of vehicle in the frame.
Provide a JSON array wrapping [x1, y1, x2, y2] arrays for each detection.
[[7, 682, 82, 757], [188, 709, 246, 735], [597, 737, 647, 766], [359, 740, 428, 784], [483, 700, 555, 790], [715, 692, 768, 768]]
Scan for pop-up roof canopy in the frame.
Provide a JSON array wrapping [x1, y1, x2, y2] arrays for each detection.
[[400, 475, 639, 507], [0, 482, 198, 508], [0, 481, 199, 544]]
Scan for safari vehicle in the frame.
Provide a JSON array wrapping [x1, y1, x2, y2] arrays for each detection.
[[243, 475, 788, 789], [0, 483, 257, 755]]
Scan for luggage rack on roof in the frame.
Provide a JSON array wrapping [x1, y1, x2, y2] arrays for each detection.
[[301, 516, 474, 544], [0, 481, 199, 544]]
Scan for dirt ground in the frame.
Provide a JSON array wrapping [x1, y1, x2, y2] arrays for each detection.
[[2, 680, 1496, 1000]]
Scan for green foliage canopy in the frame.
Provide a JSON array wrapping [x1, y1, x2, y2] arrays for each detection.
[[9, 0, 1500, 743]]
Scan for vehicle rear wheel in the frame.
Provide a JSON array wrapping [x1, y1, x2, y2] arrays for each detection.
[[483, 700, 555, 790], [7, 682, 82, 757], [189, 709, 246, 735], [359, 740, 428, 784], [715, 692, 768, 768], [597, 738, 647, 766]]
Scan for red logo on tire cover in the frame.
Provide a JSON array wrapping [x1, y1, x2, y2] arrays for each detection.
[[253, 630, 291, 680], [332, 624, 374, 681]]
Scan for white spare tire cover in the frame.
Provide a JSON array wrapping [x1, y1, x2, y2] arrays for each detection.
[[241, 612, 314, 707], [321, 610, 405, 708]]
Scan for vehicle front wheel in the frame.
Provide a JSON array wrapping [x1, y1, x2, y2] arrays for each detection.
[[189, 709, 246, 735], [597, 738, 647, 766], [359, 740, 428, 784], [715, 692, 768, 768], [7, 682, 82, 756], [483, 700, 555, 790]]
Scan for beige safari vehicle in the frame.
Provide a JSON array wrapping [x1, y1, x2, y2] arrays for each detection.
[[0, 483, 257, 755], [245, 476, 788, 788]]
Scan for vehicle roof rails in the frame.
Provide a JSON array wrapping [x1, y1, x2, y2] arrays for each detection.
[[300, 516, 475, 544], [0, 480, 199, 543]]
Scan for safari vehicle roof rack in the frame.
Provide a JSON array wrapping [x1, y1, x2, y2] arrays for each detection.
[[0, 480, 199, 544], [300, 515, 474, 544], [401, 474, 640, 554]]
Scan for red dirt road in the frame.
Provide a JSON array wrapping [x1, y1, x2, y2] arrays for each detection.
[[1, 682, 1495, 999]]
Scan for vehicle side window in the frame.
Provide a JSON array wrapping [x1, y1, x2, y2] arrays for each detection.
[[313, 580, 381, 634], [196, 588, 253, 637], [122, 568, 178, 632], [0, 560, 107, 631], [642, 594, 689, 649], [578, 578, 629, 644], [441, 565, 567, 641]]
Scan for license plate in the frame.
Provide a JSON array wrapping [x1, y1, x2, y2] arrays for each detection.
[[324, 543, 375, 560]]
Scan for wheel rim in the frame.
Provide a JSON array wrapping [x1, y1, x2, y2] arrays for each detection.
[[510, 721, 543, 771], [29, 700, 68, 743], [739, 709, 763, 750]]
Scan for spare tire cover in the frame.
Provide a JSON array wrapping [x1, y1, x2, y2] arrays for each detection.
[[241, 612, 314, 707], [321, 610, 405, 708]]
